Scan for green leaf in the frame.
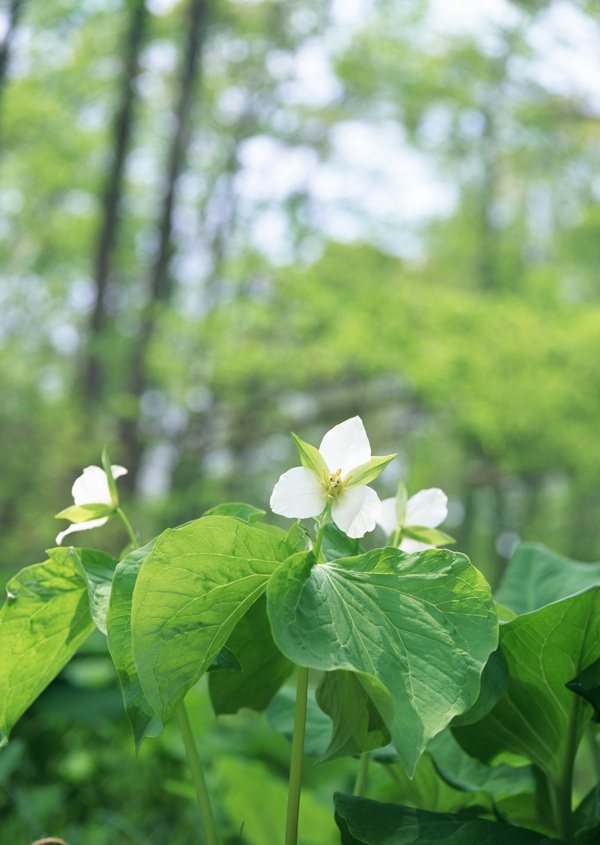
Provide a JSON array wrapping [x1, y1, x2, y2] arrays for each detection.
[[321, 523, 361, 562], [267, 687, 333, 757], [333, 793, 566, 844], [202, 502, 266, 524], [453, 587, 600, 783], [209, 595, 293, 715], [450, 647, 508, 727], [55, 503, 115, 523], [207, 646, 242, 672], [101, 446, 119, 507], [291, 432, 327, 477], [106, 541, 163, 750], [266, 547, 498, 775], [428, 727, 536, 799], [402, 525, 455, 546], [495, 543, 600, 614], [286, 521, 312, 553], [566, 657, 600, 722], [348, 454, 397, 487], [131, 516, 289, 723], [65, 547, 117, 635], [315, 669, 393, 762], [0, 550, 94, 739]]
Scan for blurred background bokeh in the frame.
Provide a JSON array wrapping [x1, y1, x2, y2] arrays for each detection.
[[2, 0, 600, 841]]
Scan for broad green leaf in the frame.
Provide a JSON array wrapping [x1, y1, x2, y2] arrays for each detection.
[[106, 540, 163, 750], [131, 516, 289, 723], [291, 432, 327, 476], [428, 728, 536, 799], [266, 547, 498, 775], [566, 657, 600, 721], [334, 793, 566, 845], [266, 687, 333, 757], [402, 526, 455, 546], [55, 503, 115, 523], [450, 647, 508, 727], [348, 454, 397, 487], [66, 547, 118, 635], [207, 646, 241, 672], [0, 550, 94, 739], [453, 587, 600, 784], [315, 669, 393, 762], [321, 523, 362, 562], [495, 543, 600, 614], [202, 502, 266, 524], [286, 521, 312, 553], [209, 595, 293, 715], [101, 446, 119, 507]]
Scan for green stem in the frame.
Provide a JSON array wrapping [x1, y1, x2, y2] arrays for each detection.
[[116, 506, 138, 549], [312, 525, 326, 562], [390, 528, 402, 548], [353, 752, 370, 797], [176, 701, 219, 845], [549, 696, 581, 844], [285, 665, 309, 845]]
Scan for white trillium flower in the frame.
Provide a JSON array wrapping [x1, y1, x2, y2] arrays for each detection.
[[55, 464, 128, 545], [378, 487, 448, 553], [270, 416, 396, 539]]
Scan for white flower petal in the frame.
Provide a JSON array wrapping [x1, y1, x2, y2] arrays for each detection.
[[72, 466, 113, 506], [270, 466, 328, 519], [376, 497, 398, 536], [56, 517, 109, 545], [319, 416, 372, 476], [332, 485, 381, 539], [111, 465, 128, 480], [405, 488, 448, 529], [399, 537, 435, 554]]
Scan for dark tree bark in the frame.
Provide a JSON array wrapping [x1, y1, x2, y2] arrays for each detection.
[[0, 0, 25, 112], [120, 0, 209, 483], [83, 0, 149, 402]]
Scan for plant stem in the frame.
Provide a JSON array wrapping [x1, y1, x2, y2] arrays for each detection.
[[390, 528, 402, 548], [353, 752, 370, 797], [285, 665, 309, 845], [116, 506, 138, 549], [549, 695, 581, 844], [312, 525, 326, 562], [176, 701, 220, 845]]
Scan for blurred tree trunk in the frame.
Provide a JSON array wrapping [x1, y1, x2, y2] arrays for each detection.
[[83, 0, 149, 402], [0, 0, 25, 110], [120, 0, 209, 485]]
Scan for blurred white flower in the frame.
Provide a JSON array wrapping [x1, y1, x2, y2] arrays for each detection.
[[378, 487, 449, 553], [270, 416, 395, 539], [55, 464, 127, 545]]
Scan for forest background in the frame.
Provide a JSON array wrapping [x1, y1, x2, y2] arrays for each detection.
[[2, 0, 600, 842]]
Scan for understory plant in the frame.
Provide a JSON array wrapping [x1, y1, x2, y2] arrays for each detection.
[[1, 416, 599, 844]]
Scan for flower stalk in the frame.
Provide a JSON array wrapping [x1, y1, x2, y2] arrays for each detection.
[[285, 665, 310, 845]]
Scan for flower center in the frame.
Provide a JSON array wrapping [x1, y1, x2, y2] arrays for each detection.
[[321, 467, 352, 499]]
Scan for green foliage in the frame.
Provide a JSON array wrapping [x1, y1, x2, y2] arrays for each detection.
[[266, 547, 498, 774], [130, 516, 289, 723], [0, 549, 95, 741]]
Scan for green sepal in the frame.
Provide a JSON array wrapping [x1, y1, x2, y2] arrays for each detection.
[[402, 526, 455, 547], [291, 432, 327, 477], [348, 454, 397, 487], [395, 479, 408, 528], [101, 446, 119, 508], [55, 503, 115, 523], [566, 657, 600, 722]]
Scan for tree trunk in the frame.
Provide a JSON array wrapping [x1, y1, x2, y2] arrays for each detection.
[[120, 0, 209, 485], [0, 0, 25, 113], [83, 0, 149, 402]]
